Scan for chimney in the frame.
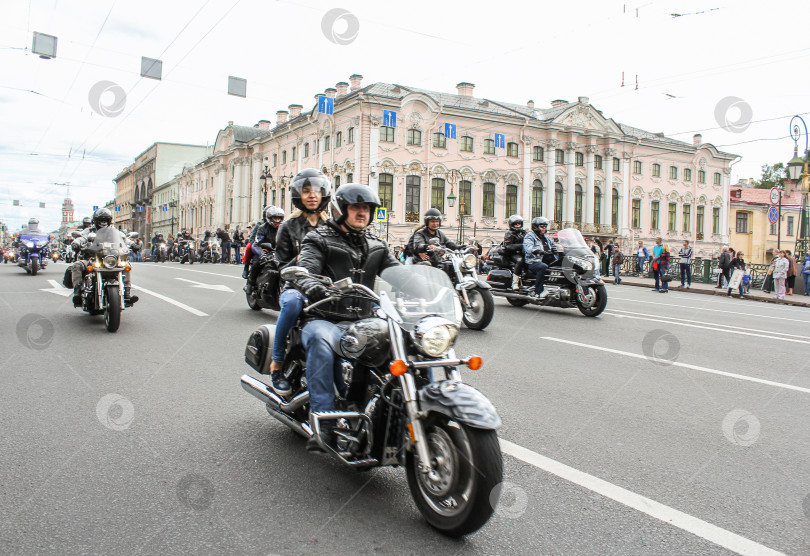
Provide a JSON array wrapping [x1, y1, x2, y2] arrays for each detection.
[[255, 120, 272, 130], [325, 87, 337, 99], [288, 104, 302, 119], [550, 99, 568, 108], [527, 100, 535, 109], [693, 133, 702, 145], [336, 82, 349, 97], [349, 74, 363, 91], [456, 82, 475, 96], [276, 110, 288, 125], [228, 120, 234, 126], [578, 96, 589, 105]]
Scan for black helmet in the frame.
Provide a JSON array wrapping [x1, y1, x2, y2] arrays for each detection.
[[92, 208, 112, 227], [424, 207, 442, 226], [531, 216, 550, 235], [508, 214, 524, 232], [81, 216, 92, 229], [263, 205, 285, 227], [290, 168, 331, 212], [332, 183, 381, 230]]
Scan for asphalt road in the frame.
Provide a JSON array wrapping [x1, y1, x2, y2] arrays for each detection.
[[1, 259, 809, 555]]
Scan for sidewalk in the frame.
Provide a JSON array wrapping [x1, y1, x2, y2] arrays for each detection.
[[604, 274, 810, 308]]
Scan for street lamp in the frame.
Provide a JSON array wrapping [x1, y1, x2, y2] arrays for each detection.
[[788, 115, 809, 259]]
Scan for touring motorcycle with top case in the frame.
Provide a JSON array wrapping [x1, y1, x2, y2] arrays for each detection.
[[15, 232, 51, 275], [241, 264, 503, 536]]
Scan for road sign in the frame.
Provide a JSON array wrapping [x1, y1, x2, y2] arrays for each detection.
[[494, 133, 505, 149], [444, 123, 456, 139], [318, 95, 334, 115], [383, 110, 396, 128], [770, 187, 781, 205], [92, 205, 99, 210], [375, 207, 388, 222], [768, 206, 779, 224]]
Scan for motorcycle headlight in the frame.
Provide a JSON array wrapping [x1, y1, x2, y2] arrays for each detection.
[[94, 258, 102, 268], [463, 253, 478, 269], [102, 255, 118, 268], [411, 317, 458, 357], [567, 255, 594, 272]]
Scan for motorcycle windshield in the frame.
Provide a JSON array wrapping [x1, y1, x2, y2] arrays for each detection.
[[553, 228, 588, 250], [378, 265, 459, 331], [89, 227, 127, 257]]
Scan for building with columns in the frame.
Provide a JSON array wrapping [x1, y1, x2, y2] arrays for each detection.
[[169, 76, 738, 256]]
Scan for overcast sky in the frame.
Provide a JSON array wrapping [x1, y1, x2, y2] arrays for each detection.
[[2, 0, 809, 232]]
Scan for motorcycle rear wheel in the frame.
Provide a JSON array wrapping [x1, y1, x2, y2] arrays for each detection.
[[576, 284, 608, 317], [104, 286, 121, 332], [461, 287, 494, 330], [406, 415, 502, 537], [246, 289, 262, 311]]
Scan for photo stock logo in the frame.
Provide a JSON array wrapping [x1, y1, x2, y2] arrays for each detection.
[[321, 8, 360, 45], [490, 481, 528, 519], [96, 394, 135, 431], [177, 473, 215, 511], [16, 313, 55, 350], [721, 409, 760, 447], [88, 80, 126, 117], [641, 329, 681, 366], [714, 96, 752, 133]]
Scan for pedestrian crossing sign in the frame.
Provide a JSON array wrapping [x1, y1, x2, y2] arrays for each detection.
[[375, 207, 387, 222]]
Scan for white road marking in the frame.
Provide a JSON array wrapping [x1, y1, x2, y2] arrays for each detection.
[[131, 285, 208, 317], [175, 277, 234, 292], [606, 309, 810, 340], [146, 265, 243, 280], [500, 439, 784, 556], [40, 279, 72, 297], [609, 296, 810, 323], [605, 312, 810, 345], [540, 336, 810, 395]]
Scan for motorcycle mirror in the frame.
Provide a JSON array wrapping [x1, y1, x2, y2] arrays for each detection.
[[71, 231, 82, 238], [128, 232, 139, 239], [280, 266, 309, 281]]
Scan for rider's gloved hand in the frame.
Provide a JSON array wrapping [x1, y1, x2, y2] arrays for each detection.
[[303, 283, 330, 303]]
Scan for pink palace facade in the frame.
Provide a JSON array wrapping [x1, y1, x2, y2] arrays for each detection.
[[172, 75, 737, 257]]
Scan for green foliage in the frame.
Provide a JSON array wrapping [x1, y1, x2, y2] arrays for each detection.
[[753, 162, 787, 189]]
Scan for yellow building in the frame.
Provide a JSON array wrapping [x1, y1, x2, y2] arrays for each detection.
[[729, 185, 803, 264]]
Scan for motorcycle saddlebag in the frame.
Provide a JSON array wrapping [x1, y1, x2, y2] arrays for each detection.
[[244, 324, 274, 375], [62, 267, 73, 289], [486, 268, 512, 288]]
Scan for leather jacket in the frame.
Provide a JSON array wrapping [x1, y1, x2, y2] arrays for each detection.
[[275, 214, 322, 268], [251, 222, 279, 257], [411, 228, 459, 254], [503, 229, 526, 255], [295, 220, 400, 322]]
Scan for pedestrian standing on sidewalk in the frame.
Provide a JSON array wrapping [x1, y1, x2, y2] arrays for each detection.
[[727, 251, 745, 298], [802, 254, 810, 296], [216, 227, 230, 263], [659, 243, 671, 293], [650, 237, 663, 291], [232, 227, 242, 264], [773, 250, 789, 300], [716, 246, 731, 288], [605, 240, 615, 277], [611, 245, 623, 284], [637, 240, 649, 275], [678, 240, 692, 288], [785, 249, 798, 295]]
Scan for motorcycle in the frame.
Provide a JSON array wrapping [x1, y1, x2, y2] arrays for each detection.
[[16, 234, 50, 276], [245, 242, 281, 311], [422, 238, 495, 330], [241, 264, 503, 537], [75, 228, 135, 333], [154, 241, 168, 263], [177, 239, 196, 264], [198, 239, 219, 264], [485, 227, 608, 317]]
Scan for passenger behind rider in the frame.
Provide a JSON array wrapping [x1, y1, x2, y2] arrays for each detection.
[[266, 169, 331, 397], [292, 183, 400, 452], [503, 215, 526, 290], [245, 206, 284, 294], [523, 216, 560, 300], [409, 207, 460, 266]]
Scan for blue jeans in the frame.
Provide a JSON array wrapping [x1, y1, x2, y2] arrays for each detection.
[[233, 244, 241, 263], [660, 265, 668, 291], [220, 241, 231, 263], [527, 261, 549, 294], [680, 263, 691, 286], [272, 289, 305, 363], [638, 257, 647, 274], [302, 319, 346, 413], [804, 273, 810, 294], [612, 265, 621, 283]]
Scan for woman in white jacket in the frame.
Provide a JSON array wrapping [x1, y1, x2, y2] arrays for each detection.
[[773, 250, 790, 300]]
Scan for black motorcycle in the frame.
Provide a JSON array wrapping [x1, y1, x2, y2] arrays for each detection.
[[74, 228, 135, 332], [154, 241, 168, 263], [241, 264, 502, 536], [245, 242, 281, 311], [486, 227, 608, 317], [198, 239, 219, 264], [177, 239, 196, 264]]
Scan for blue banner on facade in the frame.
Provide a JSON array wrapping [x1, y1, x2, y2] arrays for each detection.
[[444, 123, 456, 139], [318, 95, 334, 115], [494, 133, 505, 149], [383, 110, 397, 128]]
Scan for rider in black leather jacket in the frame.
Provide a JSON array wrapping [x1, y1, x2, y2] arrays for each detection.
[[410, 208, 459, 266], [503, 214, 526, 289]]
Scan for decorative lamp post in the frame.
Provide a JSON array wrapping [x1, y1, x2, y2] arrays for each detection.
[[788, 115, 809, 259]]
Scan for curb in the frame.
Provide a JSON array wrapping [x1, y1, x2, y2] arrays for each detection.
[[610, 280, 810, 308]]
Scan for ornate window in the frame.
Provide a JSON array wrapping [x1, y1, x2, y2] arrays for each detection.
[[460, 136, 473, 152], [378, 173, 393, 211], [668, 202, 677, 231], [652, 163, 661, 178], [554, 182, 563, 222], [405, 176, 421, 222], [651, 200, 660, 229], [407, 129, 421, 145], [712, 207, 720, 234], [595, 155, 602, 169], [612, 189, 619, 226], [613, 157, 621, 172], [714, 172, 722, 185], [291, 146, 296, 161], [505, 184, 518, 216], [574, 184, 583, 223], [682, 204, 691, 232], [594, 186, 602, 224], [533, 146, 544, 161], [669, 166, 677, 179], [736, 211, 748, 233], [431, 178, 445, 213], [334, 175, 340, 188], [696, 205, 705, 236], [684, 168, 692, 181], [575, 152, 584, 167], [482, 182, 495, 217], [788, 216, 795, 236], [632, 199, 641, 228], [348, 127, 355, 143], [698, 170, 706, 184], [484, 139, 495, 155], [433, 132, 446, 148], [380, 126, 395, 142], [531, 180, 543, 219], [303, 143, 309, 158], [507, 142, 519, 158], [282, 150, 287, 164], [459, 180, 472, 216], [272, 153, 277, 167], [633, 160, 642, 174], [555, 149, 565, 164], [335, 132, 342, 147], [347, 172, 353, 182]]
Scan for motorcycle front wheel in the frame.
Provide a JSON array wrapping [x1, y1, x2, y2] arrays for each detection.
[[31, 259, 39, 276], [104, 286, 121, 332], [406, 415, 502, 537], [461, 287, 495, 330], [575, 284, 608, 317]]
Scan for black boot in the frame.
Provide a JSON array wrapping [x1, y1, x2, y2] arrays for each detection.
[[124, 287, 139, 307], [72, 286, 82, 307]]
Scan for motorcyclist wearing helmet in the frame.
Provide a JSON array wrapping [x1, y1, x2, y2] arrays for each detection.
[[292, 183, 400, 451], [198, 230, 213, 260], [151, 232, 164, 259], [523, 216, 560, 300], [408, 208, 460, 266], [263, 169, 331, 397], [504, 215, 527, 290], [80, 216, 92, 230], [70, 208, 139, 307], [244, 206, 284, 293]]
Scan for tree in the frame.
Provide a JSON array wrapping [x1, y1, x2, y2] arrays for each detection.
[[754, 162, 787, 189]]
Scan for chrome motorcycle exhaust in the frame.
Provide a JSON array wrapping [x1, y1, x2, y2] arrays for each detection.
[[241, 375, 313, 438]]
